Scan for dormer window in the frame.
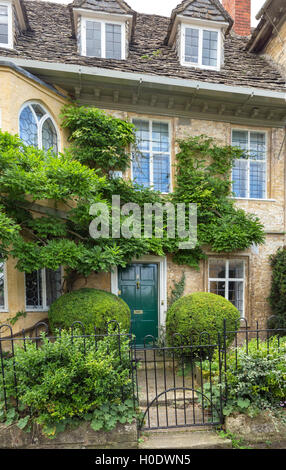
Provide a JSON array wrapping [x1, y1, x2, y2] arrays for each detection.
[[81, 18, 125, 59], [166, 0, 233, 72], [0, 2, 12, 49], [181, 24, 221, 70]]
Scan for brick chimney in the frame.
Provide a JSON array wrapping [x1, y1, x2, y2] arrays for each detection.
[[222, 0, 251, 36]]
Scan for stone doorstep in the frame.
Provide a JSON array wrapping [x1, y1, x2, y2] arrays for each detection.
[[138, 430, 232, 450]]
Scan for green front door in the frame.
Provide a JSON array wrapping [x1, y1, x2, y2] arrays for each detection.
[[118, 264, 158, 345]]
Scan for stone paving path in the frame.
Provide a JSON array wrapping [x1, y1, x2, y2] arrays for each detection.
[[134, 355, 219, 430]]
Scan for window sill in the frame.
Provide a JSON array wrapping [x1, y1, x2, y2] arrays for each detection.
[[25, 308, 49, 313], [232, 197, 276, 202], [181, 61, 220, 72]]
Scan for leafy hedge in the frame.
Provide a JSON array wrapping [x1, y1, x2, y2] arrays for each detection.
[[166, 292, 241, 349], [0, 330, 137, 438], [200, 336, 286, 418], [49, 288, 131, 335]]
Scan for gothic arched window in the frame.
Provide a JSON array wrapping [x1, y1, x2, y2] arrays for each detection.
[[19, 103, 59, 153]]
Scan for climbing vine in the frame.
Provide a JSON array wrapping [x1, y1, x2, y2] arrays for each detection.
[[0, 105, 265, 288]]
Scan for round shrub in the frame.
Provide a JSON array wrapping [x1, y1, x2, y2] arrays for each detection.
[[166, 292, 241, 348], [49, 288, 131, 335]]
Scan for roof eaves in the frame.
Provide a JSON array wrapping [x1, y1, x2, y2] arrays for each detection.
[[0, 60, 67, 99]]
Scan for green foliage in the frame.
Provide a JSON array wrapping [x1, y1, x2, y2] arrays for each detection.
[[199, 336, 286, 418], [168, 273, 186, 308], [60, 105, 136, 173], [268, 247, 286, 331], [166, 292, 241, 348], [0, 110, 265, 284], [48, 288, 131, 335], [0, 329, 137, 437], [172, 135, 265, 263]]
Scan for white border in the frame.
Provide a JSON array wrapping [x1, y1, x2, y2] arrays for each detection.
[[18, 101, 61, 152], [131, 118, 173, 194], [181, 23, 222, 71], [208, 258, 245, 318], [231, 128, 268, 200], [25, 266, 63, 312], [111, 255, 168, 330], [81, 16, 126, 60], [0, 1, 13, 50]]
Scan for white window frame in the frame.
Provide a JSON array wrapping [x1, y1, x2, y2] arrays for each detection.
[[131, 118, 172, 194], [18, 101, 60, 152], [25, 267, 63, 312], [181, 23, 222, 71], [0, 261, 8, 312], [231, 129, 267, 200], [0, 1, 13, 49], [81, 17, 126, 59], [208, 258, 245, 318]]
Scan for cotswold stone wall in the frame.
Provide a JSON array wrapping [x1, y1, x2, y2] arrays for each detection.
[[0, 421, 138, 449], [0, 70, 285, 331], [264, 21, 286, 78]]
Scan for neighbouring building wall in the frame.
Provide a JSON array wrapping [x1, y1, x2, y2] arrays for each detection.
[[263, 21, 286, 78]]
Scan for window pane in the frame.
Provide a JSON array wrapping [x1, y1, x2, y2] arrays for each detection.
[[105, 23, 122, 59], [153, 154, 170, 192], [132, 152, 150, 187], [202, 30, 218, 67], [0, 261, 5, 309], [232, 130, 248, 154], [42, 118, 58, 153], [0, 5, 8, 45], [31, 104, 45, 121], [250, 132, 266, 161], [185, 28, 199, 63], [229, 281, 244, 316], [209, 281, 226, 298], [209, 259, 226, 279], [133, 119, 150, 152], [46, 268, 62, 306], [232, 159, 248, 198], [86, 21, 101, 57], [250, 161, 266, 199], [19, 106, 38, 147], [229, 260, 244, 279], [25, 270, 43, 309], [152, 122, 169, 153]]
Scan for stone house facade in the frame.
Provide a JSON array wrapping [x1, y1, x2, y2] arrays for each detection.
[[0, 0, 285, 337]]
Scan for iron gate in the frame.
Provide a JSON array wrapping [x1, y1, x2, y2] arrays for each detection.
[[131, 335, 225, 431]]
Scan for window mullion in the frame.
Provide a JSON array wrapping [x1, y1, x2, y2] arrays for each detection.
[[102, 21, 106, 58], [42, 268, 47, 310], [225, 260, 229, 301], [199, 29, 203, 66], [150, 121, 153, 188], [248, 131, 251, 198]]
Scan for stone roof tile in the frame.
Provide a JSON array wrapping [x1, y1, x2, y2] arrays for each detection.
[[0, 1, 284, 92]]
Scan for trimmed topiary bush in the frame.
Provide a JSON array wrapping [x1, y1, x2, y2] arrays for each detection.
[[166, 292, 241, 348], [49, 288, 131, 335]]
